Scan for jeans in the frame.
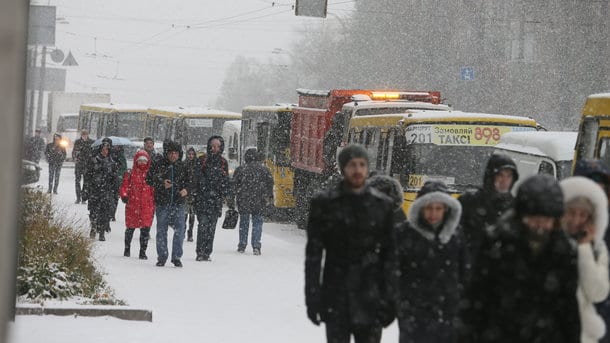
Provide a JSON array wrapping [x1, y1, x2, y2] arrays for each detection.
[[196, 214, 219, 257], [48, 163, 62, 192], [155, 204, 186, 262], [238, 212, 263, 249]]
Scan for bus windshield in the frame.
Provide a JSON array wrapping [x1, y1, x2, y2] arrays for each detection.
[[114, 112, 146, 139], [57, 116, 78, 132], [399, 144, 494, 190]]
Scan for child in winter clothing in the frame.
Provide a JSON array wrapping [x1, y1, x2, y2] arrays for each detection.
[[394, 181, 466, 343], [119, 150, 155, 260], [560, 176, 610, 343]]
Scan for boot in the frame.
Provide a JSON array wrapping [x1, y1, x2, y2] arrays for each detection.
[[124, 229, 134, 257], [139, 227, 150, 260]]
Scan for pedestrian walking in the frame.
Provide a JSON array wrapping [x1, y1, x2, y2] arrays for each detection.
[[143, 136, 162, 166], [232, 148, 273, 255], [86, 138, 118, 241], [194, 136, 230, 262], [110, 145, 127, 221], [184, 147, 199, 242], [573, 159, 610, 343], [72, 129, 93, 204], [458, 154, 518, 266], [394, 181, 467, 343], [560, 176, 610, 343], [45, 133, 66, 194], [459, 174, 580, 343], [305, 144, 396, 343], [120, 150, 155, 260], [146, 140, 191, 267], [23, 128, 45, 163]]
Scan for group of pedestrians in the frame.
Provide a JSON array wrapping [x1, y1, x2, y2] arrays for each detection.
[[305, 143, 610, 343]]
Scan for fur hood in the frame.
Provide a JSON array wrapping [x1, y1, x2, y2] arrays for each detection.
[[560, 176, 609, 244], [407, 191, 462, 244]]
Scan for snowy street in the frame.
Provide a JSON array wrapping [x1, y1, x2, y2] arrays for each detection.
[[9, 163, 399, 342]]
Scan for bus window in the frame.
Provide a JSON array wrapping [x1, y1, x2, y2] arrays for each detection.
[[90, 112, 100, 138], [113, 112, 145, 139], [376, 131, 391, 171], [598, 138, 610, 169], [538, 160, 555, 176], [576, 117, 599, 160]]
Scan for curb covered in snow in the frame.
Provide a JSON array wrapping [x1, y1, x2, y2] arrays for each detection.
[[15, 305, 153, 322]]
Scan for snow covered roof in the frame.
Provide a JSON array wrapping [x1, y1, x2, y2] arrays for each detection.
[[148, 106, 241, 118], [588, 93, 610, 99], [80, 103, 148, 112], [495, 131, 577, 161], [59, 113, 79, 117], [351, 110, 537, 125], [296, 88, 330, 97], [343, 100, 451, 113], [242, 105, 294, 112]]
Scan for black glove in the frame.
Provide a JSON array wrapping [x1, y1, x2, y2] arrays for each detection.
[[307, 305, 321, 326], [121, 197, 128, 204]]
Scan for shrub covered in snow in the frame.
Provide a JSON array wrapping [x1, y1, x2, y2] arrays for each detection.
[[17, 189, 122, 304]]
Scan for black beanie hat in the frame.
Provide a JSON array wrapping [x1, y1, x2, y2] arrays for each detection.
[[165, 140, 182, 154], [515, 174, 564, 218], [338, 144, 368, 172]]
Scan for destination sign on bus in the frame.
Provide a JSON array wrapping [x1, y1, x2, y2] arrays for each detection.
[[187, 118, 214, 128], [405, 124, 535, 146]]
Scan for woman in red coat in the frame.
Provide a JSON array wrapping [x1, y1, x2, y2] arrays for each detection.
[[120, 150, 155, 259]]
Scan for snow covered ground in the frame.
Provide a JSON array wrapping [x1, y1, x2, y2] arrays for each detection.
[[9, 163, 399, 342]]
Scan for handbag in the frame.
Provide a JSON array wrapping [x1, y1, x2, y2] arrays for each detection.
[[222, 208, 238, 229]]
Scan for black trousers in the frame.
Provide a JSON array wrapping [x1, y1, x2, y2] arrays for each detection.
[[324, 315, 382, 343], [48, 163, 62, 192]]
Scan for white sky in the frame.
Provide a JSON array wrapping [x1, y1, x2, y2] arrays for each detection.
[[32, 0, 355, 107]]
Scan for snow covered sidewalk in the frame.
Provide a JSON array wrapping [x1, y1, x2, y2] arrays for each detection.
[[9, 165, 398, 342]]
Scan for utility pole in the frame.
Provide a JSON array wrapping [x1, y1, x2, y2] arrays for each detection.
[[36, 45, 47, 132]]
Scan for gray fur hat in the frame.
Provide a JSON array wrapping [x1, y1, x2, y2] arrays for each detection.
[[367, 174, 403, 209]]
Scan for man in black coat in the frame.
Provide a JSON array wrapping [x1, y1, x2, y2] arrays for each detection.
[[146, 140, 191, 267], [460, 174, 580, 343], [194, 136, 229, 261], [86, 138, 117, 241], [305, 144, 396, 343], [232, 147, 273, 255], [458, 154, 518, 268], [44, 133, 67, 194], [72, 129, 93, 204]]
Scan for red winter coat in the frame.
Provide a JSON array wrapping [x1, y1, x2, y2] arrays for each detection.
[[120, 150, 155, 228]]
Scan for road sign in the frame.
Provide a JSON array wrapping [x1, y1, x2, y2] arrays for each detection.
[[461, 66, 475, 81], [26, 67, 66, 91], [295, 0, 327, 18]]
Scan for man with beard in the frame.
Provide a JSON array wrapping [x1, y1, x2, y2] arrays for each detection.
[[459, 174, 580, 343], [305, 144, 396, 343], [458, 154, 518, 267]]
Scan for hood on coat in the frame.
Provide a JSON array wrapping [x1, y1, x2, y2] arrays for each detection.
[[408, 189, 462, 244], [206, 135, 225, 156], [366, 174, 404, 210], [132, 149, 151, 171], [560, 176, 608, 243], [515, 174, 564, 218], [483, 154, 519, 192]]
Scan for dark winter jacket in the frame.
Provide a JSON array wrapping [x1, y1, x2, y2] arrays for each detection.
[[184, 147, 200, 204], [232, 148, 273, 214], [86, 144, 118, 218], [460, 175, 579, 343], [45, 137, 67, 166], [146, 141, 191, 207], [458, 154, 518, 267], [305, 182, 396, 327], [72, 137, 93, 167], [194, 136, 229, 217], [120, 150, 155, 228], [395, 185, 467, 342]]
